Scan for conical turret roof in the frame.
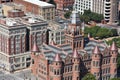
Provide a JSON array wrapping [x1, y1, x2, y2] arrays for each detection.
[[93, 46, 100, 54], [54, 54, 62, 62], [32, 42, 39, 52], [73, 49, 79, 58], [110, 42, 117, 51]]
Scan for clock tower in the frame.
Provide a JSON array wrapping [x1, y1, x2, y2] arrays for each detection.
[[65, 11, 84, 50]]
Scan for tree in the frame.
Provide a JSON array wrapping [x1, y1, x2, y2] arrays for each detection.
[[82, 73, 96, 80], [80, 10, 104, 23], [64, 11, 71, 19], [84, 26, 118, 39], [48, 0, 56, 7]]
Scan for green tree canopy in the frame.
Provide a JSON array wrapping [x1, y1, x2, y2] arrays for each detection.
[[48, 0, 56, 7], [84, 26, 118, 39], [80, 10, 104, 23], [106, 37, 120, 48], [64, 11, 71, 19], [82, 73, 96, 80]]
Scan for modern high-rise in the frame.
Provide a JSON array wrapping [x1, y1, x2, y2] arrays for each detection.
[[74, 0, 119, 24]]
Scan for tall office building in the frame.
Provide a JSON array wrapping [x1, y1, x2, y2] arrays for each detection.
[[74, 0, 119, 24]]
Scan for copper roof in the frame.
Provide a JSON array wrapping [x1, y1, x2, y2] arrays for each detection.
[[110, 42, 117, 51], [54, 54, 62, 62], [73, 49, 79, 58], [32, 42, 39, 52], [93, 46, 100, 54]]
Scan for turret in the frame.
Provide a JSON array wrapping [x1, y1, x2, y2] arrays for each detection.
[[49, 53, 62, 80], [31, 42, 39, 53], [91, 46, 101, 80], [110, 42, 118, 78], [72, 49, 80, 80], [31, 42, 39, 75]]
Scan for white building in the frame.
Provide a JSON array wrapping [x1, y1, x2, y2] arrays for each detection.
[[74, 0, 92, 14], [74, 0, 119, 24]]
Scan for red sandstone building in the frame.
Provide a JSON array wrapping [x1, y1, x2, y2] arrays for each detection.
[[31, 11, 118, 80], [54, 0, 74, 11]]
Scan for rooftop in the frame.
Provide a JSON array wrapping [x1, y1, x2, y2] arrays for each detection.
[[24, 0, 54, 7], [41, 43, 73, 62], [0, 18, 25, 29], [84, 39, 107, 54], [0, 14, 47, 29]]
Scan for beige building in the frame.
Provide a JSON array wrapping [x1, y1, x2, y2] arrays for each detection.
[[2, 3, 25, 17], [14, 0, 55, 20]]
